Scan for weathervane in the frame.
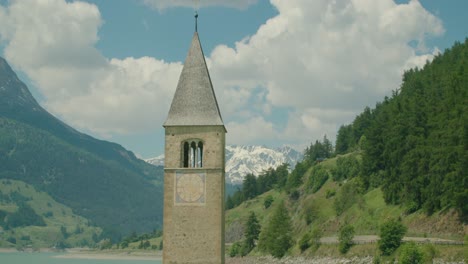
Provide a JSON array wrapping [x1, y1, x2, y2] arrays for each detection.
[[195, 11, 199, 32]]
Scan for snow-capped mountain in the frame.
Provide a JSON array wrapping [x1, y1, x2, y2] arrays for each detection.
[[145, 154, 165, 167], [145, 145, 303, 184], [225, 145, 303, 184]]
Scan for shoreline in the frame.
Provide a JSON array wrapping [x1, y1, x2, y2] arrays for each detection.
[[0, 248, 163, 261], [57, 248, 162, 261]]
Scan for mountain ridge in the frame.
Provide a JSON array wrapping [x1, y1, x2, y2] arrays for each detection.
[[145, 145, 303, 184]]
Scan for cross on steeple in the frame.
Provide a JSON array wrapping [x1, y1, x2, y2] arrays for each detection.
[[195, 11, 198, 32]]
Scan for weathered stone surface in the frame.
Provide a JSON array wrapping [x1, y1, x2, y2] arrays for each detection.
[[163, 126, 225, 264], [162, 30, 226, 263]]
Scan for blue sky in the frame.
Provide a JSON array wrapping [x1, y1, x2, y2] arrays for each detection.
[[0, 0, 467, 158]]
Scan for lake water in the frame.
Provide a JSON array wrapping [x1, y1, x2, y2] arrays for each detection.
[[0, 252, 162, 264]]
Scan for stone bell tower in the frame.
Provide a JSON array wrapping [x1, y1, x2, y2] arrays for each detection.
[[162, 15, 226, 264]]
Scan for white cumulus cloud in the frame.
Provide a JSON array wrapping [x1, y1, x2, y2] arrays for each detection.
[[142, 0, 258, 11], [209, 0, 444, 145]]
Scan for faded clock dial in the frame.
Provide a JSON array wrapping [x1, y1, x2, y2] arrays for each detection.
[[176, 172, 205, 203]]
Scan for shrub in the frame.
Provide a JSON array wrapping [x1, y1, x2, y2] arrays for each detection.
[[120, 240, 129, 249], [303, 202, 319, 225], [264, 195, 274, 209], [99, 239, 112, 250], [338, 224, 355, 254], [399, 242, 423, 264], [43, 211, 53, 218], [7, 237, 16, 244], [55, 240, 70, 250], [309, 227, 322, 251], [378, 219, 407, 255], [422, 244, 438, 262], [373, 254, 381, 264], [333, 155, 360, 181], [307, 165, 329, 193], [298, 233, 311, 252], [229, 241, 242, 257], [289, 190, 300, 201], [326, 189, 336, 198], [334, 180, 362, 216]]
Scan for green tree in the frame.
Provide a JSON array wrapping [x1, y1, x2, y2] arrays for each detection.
[[258, 201, 292, 258], [242, 174, 257, 200], [6, 203, 46, 228], [275, 163, 289, 189], [244, 211, 261, 253], [286, 161, 308, 190], [379, 219, 407, 255], [335, 124, 354, 154], [338, 224, 355, 254], [226, 195, 234, 209]]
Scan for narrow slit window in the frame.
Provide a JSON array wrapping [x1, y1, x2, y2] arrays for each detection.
[[198, 142, 203, 168], [190, 142, 197, 168], [183, 142, 189, 168]]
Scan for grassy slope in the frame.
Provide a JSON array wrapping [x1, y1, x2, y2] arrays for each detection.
[[226, 152, 467, 258], [0, 179, 101, 248]]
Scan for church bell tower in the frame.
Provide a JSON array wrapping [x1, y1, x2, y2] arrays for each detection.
[[162, 14, 226, 264]]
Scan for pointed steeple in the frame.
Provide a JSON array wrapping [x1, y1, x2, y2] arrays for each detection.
[[164, 31, 225, 129]]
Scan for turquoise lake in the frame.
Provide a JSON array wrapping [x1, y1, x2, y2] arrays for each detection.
[[0, 252, 161, 264]]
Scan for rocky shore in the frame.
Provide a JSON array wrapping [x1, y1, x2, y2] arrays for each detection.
[[225, 256, 466, 264]]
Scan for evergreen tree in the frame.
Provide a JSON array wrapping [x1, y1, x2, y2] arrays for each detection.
[[258, 201, 292, 258], [242, 174, 258, 200], [354, 39, 468, 216], [226, 195, 234, 210], [275, 163, 289, 189], [244, 211, 261, 253]]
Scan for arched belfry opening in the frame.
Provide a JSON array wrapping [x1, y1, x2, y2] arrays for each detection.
[[182, 139, 204, 168]]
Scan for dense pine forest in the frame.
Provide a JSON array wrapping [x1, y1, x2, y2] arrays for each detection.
[[227, 39, 467, 220], [336, 39, 467, 217]]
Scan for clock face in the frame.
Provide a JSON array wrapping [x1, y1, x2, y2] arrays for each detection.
[[175, 172, 205, 204]]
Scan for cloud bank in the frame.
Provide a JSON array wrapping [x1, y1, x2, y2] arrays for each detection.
[[0, 0, 444, 148], [0, 0, 181, 135]]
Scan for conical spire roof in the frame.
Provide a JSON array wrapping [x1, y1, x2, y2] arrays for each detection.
[[164, 32, 225, 129]]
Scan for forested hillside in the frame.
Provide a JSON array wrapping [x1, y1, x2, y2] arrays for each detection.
[[225, 39, 467, 261], [336, 39, 467, 217], [0, 57, 164, 240]]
